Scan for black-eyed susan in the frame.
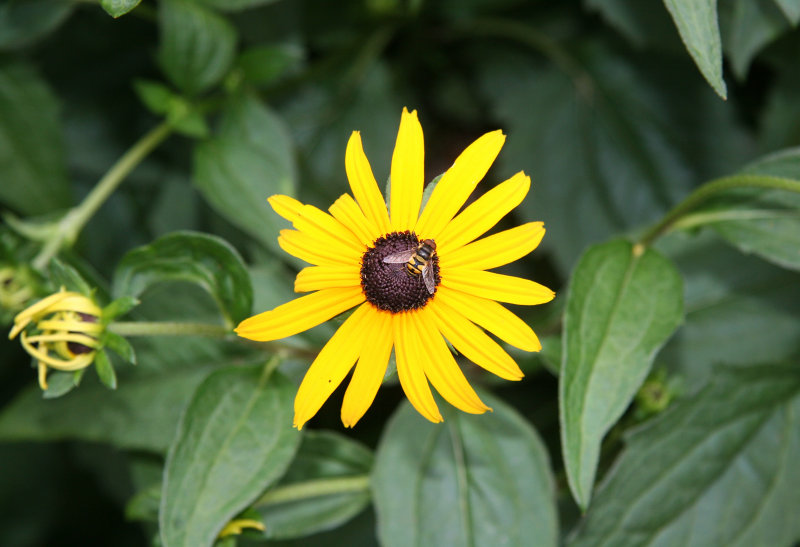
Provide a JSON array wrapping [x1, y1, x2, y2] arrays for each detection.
[[9, 287, 103, 390], [236, 108, 555, 429]]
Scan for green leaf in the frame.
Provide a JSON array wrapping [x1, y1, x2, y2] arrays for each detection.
[[560, 240, 683, 510], [237, 44, 304, 87], [159, 363, 301, 547], [0, 62, 70, 214], [193, 93, 295, 252], [133, 79, 174, 115], [193, 0, 283, 11], [101, 331, 137, 365], [94, 349, 118, 390], [48, 259, 93, 296], [585, 0, 678, 47], [662, 0, 727, 99], [100, 0, 141, 18], [0, 0, 73, 49], [112, 231, 253, 325], [373, 392, 558, 547], [157, 0, 237, 95], [692, 149, 800, 271], [568, 364, 800, 546], [126, 483, 161, 522], [721, 0, 794, 79], [774, 0, 800, 22], [255, 431, 373, 540], [41, 369, 84, 399], [102, 296, 139, 322]]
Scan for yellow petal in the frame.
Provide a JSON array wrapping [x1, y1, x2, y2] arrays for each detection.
[[394, 311, 442, 423], [442, 268, 554, 306], [293, 303, 372, 429], [235, 287, 364, 342], [428, 298, 523, 380], [345, 131, 391, 235], [278, 229, 356, 267], [293, 204, 365, 255], [268, 194, 304, 223], [390, 108, 425, 231], [341, 307, 393, 428], [20, 332, 94, 370], [25, 332, 100, 350], [415, 130, 505, 238], [437, 171, 530, 254], [436, 286, 541, 351], [36, 318, 104, 334], [414, 309, 490, 414], [294, 265, 361, 293], [329, 193, 379, 245], [441, 222, 545, 271], [38, 362, 48, 390]]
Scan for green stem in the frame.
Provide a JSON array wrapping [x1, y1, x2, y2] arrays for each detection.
[[637, 174, 800, 248], [253, 475, 371, 507], [33, 122, 173, 270], [109, 321, 231, 338]]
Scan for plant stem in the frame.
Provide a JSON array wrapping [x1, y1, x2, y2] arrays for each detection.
[[109, 321, 231, 338], [33, 122, 173, 270], [637, 174, 800, 248], [253, 475, 371, 508]]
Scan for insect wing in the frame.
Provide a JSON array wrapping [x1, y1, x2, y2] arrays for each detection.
[[422, 265, 436, 294], [382, 250, 415, 263]]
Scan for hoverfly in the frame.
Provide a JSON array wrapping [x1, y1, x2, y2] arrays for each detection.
[[383, 239, 437, 294]]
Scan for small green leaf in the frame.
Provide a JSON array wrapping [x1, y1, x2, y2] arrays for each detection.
[[112, 231, 253, 325], [168, 108, 210, 138], [126, 483, 161, 522], [102, 296, 139, 322], [100, 0, 141, 18], [42, 369, 83, 399], [662, 0, 726, 99], [373, 392, 558, 547], [133, 79, 174, 115], [255, 431, 373, 540], [568, 364, 800, 546], [0, 0, 74, 49], [157, 0, 237, 95], [159, 363, 301, 547], [0, 62, 70, 214], [48, 259, 93, 296], [101, 331, 137, 365], [560, 240, 683, 509], [193, 94, 296, 252], [237, 44, 304, 86], [94, 350, 118, 390]]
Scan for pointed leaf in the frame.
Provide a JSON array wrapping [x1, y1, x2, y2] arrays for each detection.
[[373, 392, 558, 547], [100, 0, 141, 18], [159, 364, 301, 547], [94, 349, 117, 390], [560, 240, 683, 509], [101, 331, 137, 365], [568, 364, 800, 546]]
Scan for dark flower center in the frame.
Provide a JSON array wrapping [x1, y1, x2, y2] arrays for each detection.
[[360, 231, 440, 313], [66, 312, 98, 355]]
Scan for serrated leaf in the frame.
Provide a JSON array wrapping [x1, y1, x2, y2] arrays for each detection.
[[0, 0, 73, 49], [255, 431, 373, 540], [568, 364, 800, 546], [159, 364, 301, 547], [94, 349, 117, 390], [100, 0, 141, 18], [193, 94, 295, 252], [101, 331, 136, 365], [663, 0, 727, 99], [373, 392, 558, 547], [0, 62, 70, 214], [157, 0, 237, 95], [560, 240, 683, 509], [112, 231, 253, 325]]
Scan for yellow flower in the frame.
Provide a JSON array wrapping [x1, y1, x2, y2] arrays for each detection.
[[9, 288, 103, 390], [218, 518, 266, 538], [236, 108, 555, 429]]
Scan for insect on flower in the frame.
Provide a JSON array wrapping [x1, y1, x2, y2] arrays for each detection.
[[382, 238, 437, 294]]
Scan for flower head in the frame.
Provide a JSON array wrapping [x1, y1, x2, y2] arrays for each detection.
[[0, 264, 36, 314], [9, 288, 103, 390], [236, 108, 555, 429]]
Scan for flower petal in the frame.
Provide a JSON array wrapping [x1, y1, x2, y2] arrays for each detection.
[[415, 130, 505, 238], [235, 287, 364, 342], [294, 265, 361, 292], [414, 309, 490, 414], [293, 204, 365, 255], [441, 222, 545, 271], [394, 311, 442, 423], [278, 229, 359, 267], [428, 298, 523, 380], [268, 194, 304, 223], [341, 307, 393, 428], [390, 108, 424, 231], [293, 303, 372, 429], [329, 193, 379, 245], [436, 286, 542, 351], [437, 171, 530, 254], [442, 268, 555, 305], [346, 131, 391, 235]]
